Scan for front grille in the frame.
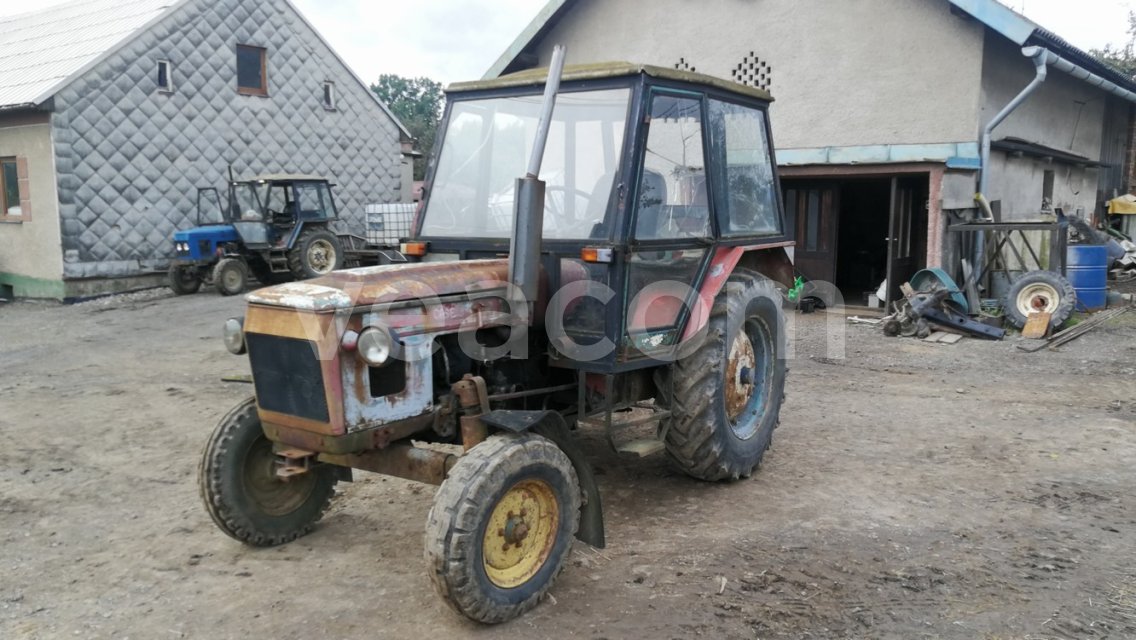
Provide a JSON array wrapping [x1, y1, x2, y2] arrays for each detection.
[[246, 333, 329, 422]]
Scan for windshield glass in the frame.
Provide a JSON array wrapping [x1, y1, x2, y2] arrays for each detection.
[[421, 88, 631, 240]]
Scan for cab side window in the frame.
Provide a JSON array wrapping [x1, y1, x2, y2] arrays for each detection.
[[709, 99, 781, 236]]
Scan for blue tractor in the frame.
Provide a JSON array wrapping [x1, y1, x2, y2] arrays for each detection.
[[168, 174, 345, 295]]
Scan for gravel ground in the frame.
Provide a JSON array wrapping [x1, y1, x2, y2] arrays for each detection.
[[1, 286, 1135, 639]]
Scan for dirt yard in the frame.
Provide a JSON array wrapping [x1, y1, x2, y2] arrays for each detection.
[[1, 289, 1135, 639]]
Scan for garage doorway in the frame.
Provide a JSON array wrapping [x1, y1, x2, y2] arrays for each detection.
[[784, 174, 928, 308]]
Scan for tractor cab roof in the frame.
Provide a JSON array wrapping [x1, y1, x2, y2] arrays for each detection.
[[447, 61, 774, 103], [239, 173, 330, 184]]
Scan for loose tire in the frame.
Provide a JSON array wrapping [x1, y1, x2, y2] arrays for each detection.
[[425, 433, 581, 624], [657, 269, 787, 481], [199, 397, 337, 546], [167, 264, 201, 295], [288, 228, 343, 279], [1003, 270, 1076, 331], [212, 258, 248, 296]]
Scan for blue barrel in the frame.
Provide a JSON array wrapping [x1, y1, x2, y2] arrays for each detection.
[[1066, 245, 1108, 311]]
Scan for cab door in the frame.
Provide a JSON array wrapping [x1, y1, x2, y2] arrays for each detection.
[[622, 91, 713, 362]]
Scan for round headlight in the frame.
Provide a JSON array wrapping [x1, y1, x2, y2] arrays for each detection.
[[223, 317, 246, 355], [357, 327, 392, 366]]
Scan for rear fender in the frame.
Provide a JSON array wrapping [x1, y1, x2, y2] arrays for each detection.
[[683, 244, 794, 341], [479, 409, 605, 549]]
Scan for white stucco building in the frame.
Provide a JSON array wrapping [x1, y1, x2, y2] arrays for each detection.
[[487, 0, 1136, 302], [0, 0, 410, 300]]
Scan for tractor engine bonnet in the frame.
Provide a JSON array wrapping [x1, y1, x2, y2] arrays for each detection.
[[245, 259, 541, 312]]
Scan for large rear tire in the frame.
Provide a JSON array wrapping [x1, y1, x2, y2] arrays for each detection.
[[657, 269, 786, 481], [199, 397, 337, 546], [288, 228, 343, 279], [425, 433, 580, 624]]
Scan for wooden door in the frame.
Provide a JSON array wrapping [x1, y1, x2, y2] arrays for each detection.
[[885, 177, 922, 307], [785, 183, 839, 285]]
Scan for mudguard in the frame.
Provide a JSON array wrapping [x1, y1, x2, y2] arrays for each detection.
[[480, 409, 605, 549]]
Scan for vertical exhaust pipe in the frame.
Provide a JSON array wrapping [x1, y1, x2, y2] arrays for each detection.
[[509, 45, 567, 308]]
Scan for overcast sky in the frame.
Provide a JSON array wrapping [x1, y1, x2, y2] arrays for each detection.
[[0, 0, 1133, 84]]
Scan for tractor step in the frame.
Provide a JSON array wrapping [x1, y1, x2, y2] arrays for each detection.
[[616, 438, 665, 458]]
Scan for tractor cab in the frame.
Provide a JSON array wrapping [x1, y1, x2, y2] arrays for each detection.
[[418, 62, 793, 369], [168, 174, 344, 295]]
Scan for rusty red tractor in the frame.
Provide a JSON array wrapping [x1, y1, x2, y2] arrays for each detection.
[[200, 50, 795, 623]]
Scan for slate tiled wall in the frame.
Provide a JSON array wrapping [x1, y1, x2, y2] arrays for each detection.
[[51, 0, 403, 278]]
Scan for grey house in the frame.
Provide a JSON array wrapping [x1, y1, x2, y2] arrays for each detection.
[[0, 0, 410, 300], [488, 0, 1136, 302]]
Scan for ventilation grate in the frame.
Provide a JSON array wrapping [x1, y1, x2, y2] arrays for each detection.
[[673, 57, 697, 73], [732, 52, 772, 92]]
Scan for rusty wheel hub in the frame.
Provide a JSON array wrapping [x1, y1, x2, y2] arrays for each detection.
[[726, 331, 757, 423]]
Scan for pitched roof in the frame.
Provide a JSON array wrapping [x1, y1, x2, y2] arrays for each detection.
[[0, 0, 412, 137], [485, 0, 1136, 96], [0, 0, 181, 110]]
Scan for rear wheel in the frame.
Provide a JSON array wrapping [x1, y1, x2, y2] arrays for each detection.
[[199, 397, 337, 546], [212, 258, 248, 296], [425, 433, 580, 624], [657, 270, 786, 481], [167, 264, 201, 295], [288, 228, 343, 279]]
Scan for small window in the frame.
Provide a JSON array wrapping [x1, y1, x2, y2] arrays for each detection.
[[1, 158, 24, 219], [322, 81, 336, 110], [236, 44, 267, 96], [157, 60, 173, 92]]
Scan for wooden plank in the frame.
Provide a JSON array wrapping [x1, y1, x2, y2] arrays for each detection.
[[924, 331, 948, 343], [1022, 311, 1051, 340], [939, 333, 964, 345]]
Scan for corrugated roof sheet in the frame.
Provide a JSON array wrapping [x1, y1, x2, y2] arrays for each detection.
[[0, 0, 179, 109]]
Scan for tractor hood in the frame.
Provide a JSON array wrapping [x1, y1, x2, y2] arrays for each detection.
[[247, 259, 518, 312], [173, 225, 239, 243]]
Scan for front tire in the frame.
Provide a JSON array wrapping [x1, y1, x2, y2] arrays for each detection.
[[212, 258, 248, 296], [167, 264, 201, 295], [657, 269, 786, 481], [199, 397, 337, 546], [425, 433, 581, 624], [288, 228, 343, 279]]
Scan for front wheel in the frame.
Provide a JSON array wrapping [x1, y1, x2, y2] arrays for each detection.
[[657, 269, 787, 481], [425, 433, 581, 624], [199, 397, 337, 546], [167, 264, 201, 295], [212, 258, 248, 296]]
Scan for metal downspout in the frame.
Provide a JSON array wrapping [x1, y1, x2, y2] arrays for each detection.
[[979, 47, 1049, 201], [971, 47, 1049, 294]]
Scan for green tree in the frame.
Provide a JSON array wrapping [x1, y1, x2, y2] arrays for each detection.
[[371, 75, 444, 180], [1091, 11, 1136, 78]]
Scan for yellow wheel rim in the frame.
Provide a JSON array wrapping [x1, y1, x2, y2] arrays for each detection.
[[482, 478, 559, 589]]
